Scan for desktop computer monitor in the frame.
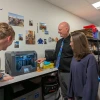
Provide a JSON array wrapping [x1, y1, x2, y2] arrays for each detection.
[[45, 49, 55, 63]]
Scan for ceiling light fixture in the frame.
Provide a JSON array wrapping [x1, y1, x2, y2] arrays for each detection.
[[92, 1, 100, 9]]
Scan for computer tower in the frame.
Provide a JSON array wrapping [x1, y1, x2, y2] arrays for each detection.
[[45, 49, 55, 59], [45, 49, 56, 65], [5, 51, 37, 76]]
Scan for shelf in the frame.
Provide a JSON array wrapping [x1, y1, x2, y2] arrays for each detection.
[[93, 51, 100, 55], [87, 38, 100, 42]]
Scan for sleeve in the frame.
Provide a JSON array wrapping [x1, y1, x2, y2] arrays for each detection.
[[82, 55, 99, 100], [68, 65, 74, 98], [46, 42, 58, 61]]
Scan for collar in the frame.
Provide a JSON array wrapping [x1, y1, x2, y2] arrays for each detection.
[[63, 35, 70, 43]]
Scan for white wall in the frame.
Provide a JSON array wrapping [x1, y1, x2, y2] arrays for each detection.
[[0, 0, 91, 70]]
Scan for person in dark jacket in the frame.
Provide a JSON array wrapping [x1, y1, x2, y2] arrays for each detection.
[[68, 31, 99, 100], [37, 22, 73, 100]]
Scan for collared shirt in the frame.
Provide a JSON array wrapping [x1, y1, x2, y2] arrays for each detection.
[[46, 35, 73, 72]]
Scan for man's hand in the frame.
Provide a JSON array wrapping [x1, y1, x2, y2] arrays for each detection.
[[36, 58, 46, 63], [1, 74, 14, 81]]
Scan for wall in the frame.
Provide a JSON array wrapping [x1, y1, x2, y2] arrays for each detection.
[[0, 0, 91, 70]]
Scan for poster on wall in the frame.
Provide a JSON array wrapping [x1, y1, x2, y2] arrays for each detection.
[[26, 30, 35, 44], [37, 38, 43, 44], [48, 37, 52, 42], [37, 23, 38, 33], [18, 34, 23, 41], [48, 37, 54, 42], [55, 37, 59, 42], [44, 39, 47, 44], [39, 22, 47, 32], [29, 20, 33, 26], [45, 30, 49, 35], [14, 41, 19, 48], [8, 12, 24, 27]]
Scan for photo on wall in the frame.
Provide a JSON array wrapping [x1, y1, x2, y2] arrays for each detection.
[[26, 30, 35, 44], [29, 20, 33, 26], [8, 12, 24, 27], [55, 37, 59, 42], [18, 34, 23, 41], [44, 39, 47, 44], [37, 23, 38, 33], [14, 41, 19, 48], [45, 30, 49, 35], [39, 22, 47, 31], [37, 38, 43, 44], [48, 37, 52, 42], [0, 8, 3, 10], [48, 37, 54, 42]]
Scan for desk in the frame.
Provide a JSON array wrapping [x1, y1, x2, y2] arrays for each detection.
[[0, 68, 58, 100], [0, 68, 58, 87]]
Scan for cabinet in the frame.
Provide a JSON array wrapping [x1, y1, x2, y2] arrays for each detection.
[[4, 79, 42, 100], [0, 68, 58, 100]]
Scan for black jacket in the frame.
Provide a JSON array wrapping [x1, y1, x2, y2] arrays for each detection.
[[46, 35, 73, 72]]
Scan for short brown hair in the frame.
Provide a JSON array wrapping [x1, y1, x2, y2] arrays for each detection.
[[71, 32, 91, 60], [0, 22, 15, 39]]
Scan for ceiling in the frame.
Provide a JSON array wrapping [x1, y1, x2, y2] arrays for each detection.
[[44, 0, 100, 26]]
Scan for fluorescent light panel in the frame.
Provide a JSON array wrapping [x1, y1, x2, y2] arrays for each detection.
[[92, 1, 100, 9]]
